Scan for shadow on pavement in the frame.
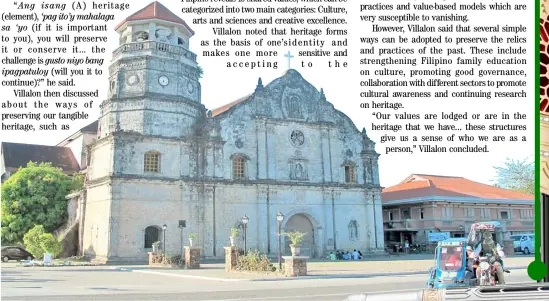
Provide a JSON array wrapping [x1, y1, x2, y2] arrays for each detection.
[[90, 287, 133, 292], [1, 277, 63, 283]]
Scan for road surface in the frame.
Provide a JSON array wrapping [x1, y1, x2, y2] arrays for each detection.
[[1, 264, 536, 301]]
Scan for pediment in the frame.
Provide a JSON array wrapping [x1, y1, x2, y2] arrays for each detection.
[[255, 69, 329, 122]]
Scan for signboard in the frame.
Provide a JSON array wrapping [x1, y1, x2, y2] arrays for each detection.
[[428, 232, 450, 242]]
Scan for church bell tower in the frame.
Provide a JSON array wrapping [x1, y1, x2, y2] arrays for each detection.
[[98, 1, 203, 138]]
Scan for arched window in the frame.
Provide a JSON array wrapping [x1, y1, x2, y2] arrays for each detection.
[[344, 164, 356, 183], [232, 156, 246, 180], [144, 226, 160, 248], [144, 151, 161, 173], [178, 37, 185, 46]]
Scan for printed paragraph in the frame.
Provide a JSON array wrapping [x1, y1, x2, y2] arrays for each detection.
[[183, 0, 349, 69], [358, 0, 531, 155], [1, 1, 130, 132]]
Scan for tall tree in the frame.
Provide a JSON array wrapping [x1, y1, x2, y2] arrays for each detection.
[[493, 157, 534, 195], [1, 162, 83, 244]]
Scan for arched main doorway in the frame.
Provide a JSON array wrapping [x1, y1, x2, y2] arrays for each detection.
[[284, 214, 315, 257]]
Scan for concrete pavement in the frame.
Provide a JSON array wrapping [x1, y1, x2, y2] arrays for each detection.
[[110, 254, 534, 281], [1, 263, 536, 301]]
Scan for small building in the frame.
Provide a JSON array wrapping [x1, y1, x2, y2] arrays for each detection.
[[0, 141, 82, 183], [382, 174, 534, 246]]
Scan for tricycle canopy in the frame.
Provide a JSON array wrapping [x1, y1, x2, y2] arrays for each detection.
[[467, 221, 504, 248]]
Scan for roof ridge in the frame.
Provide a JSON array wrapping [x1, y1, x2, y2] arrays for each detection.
[[413, 173, 464, 179]]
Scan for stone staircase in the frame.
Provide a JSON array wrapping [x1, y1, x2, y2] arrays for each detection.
[[53, 220, 79, 258]]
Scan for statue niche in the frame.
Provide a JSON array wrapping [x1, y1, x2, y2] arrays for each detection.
[[288, 150, 308, 181], [348, 220, 359, 241], [285, 95, 302, 119]]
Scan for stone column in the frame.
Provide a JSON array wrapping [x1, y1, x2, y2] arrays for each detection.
[[282, 256, 309, 277], [185, 247, 201, 269], [224, 247, 238, 272]]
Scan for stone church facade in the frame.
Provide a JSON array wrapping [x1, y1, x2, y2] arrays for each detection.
[[78, 2, 385, 263]]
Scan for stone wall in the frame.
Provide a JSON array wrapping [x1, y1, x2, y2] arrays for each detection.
[[185, 247, 200, 269], [107, 178, 380, 261], [282, 256, 308, 277]]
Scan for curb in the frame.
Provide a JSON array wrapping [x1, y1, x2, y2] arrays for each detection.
[[111, 266, 528, 282]]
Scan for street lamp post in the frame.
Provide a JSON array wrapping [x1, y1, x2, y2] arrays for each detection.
[[276, 212, 284, 271], [242, 215, 249, 255], [459, 225, 465, 237], [162, 224, 167, 255]]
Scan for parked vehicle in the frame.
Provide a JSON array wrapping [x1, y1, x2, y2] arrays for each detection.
[[510, 234, 535, 254], [1, 246, 34, 262]]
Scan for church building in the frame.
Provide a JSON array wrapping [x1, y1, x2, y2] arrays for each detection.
[[2, 2, 385, 263]]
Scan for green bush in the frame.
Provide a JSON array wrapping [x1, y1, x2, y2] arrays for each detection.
[[22, 225, 63, 259], [1, 162, 82, 243], [236, 249, 276, 272], [39, 233, 63, 257], [23, 225, 46, 259], [284, 230, 307, 246]]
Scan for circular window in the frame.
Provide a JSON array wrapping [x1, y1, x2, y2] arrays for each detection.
[[290, 130, 304, 147]]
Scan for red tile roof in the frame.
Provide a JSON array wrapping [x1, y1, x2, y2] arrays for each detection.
[[1, 142, 80, 174], [382, 174, 534, 202], [210, 95, 251, 117], [114, 1, 194, 34]]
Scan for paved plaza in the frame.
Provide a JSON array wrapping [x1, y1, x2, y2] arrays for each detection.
[[1, 255, 536, 301]]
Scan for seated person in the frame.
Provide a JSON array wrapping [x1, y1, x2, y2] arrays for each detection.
[[336, 250, 342, 260], [445, 247, 463, 270], [465, 246, 475, 281], [329, 252, 336, 261], [358, 250, 363, 259], [342, 252, 350, 260], [352, 249, 360, 260]]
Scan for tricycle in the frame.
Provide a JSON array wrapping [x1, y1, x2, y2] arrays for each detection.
[[426, 238, 474, 289], [467, 221, 510, 286]]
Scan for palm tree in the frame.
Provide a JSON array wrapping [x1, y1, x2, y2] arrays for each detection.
[[196, 65, 204, 78]]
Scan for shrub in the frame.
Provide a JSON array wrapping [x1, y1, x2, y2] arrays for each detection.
[[188, 233, 197, 239], [167, 254, 184, 267], [231, 228, 239, 237], [236, 249, 276, 272], [39, 233, 63, 257], [150, 254, 184, 267], [284, 231, 307, 246], [23, 225, 46, 259], [1, 162, 79, 243]]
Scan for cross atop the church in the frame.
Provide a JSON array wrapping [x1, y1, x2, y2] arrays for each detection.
[[284, 51, 294, 70]]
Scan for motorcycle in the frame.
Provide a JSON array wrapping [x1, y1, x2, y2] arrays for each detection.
[[478, 256, 495, 286]]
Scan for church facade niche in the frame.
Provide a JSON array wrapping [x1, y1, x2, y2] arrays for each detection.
[[288, 150, 309, 181], [285, 95, 302, 118], [348, 220, 359, 241]]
